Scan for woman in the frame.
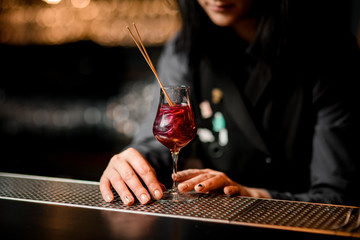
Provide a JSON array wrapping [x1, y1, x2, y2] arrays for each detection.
[[100, 0, 360, 206]]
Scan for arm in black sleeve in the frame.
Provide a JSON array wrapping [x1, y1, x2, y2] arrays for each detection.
[[269, 35, 360, 206], [269, 102, 360, 206]]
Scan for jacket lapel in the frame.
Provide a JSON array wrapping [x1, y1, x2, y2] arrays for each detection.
[[243, 61, 272, 107], [223, 77, 270, 155]]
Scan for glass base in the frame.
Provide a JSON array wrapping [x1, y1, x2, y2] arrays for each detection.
[[161, 189, 199, 202]]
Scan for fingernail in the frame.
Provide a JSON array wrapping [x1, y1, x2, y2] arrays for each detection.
[[124, 195, 131, 205], [140, 193, 149, 203], [154, 190, 161, 200], [196, 184, 204, 190], [105, 194, 112, 202]]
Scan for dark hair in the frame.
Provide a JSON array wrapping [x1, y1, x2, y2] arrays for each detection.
[[175, 0, 289, 66]]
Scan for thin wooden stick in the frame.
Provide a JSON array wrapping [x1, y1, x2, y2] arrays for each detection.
[[126, 23, 174, 106]]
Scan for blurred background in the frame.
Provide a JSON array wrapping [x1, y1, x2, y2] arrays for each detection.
[[0, 0, 180, 180], [0, 0, 359, 181]]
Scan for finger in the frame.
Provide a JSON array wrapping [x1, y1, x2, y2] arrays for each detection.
[[174, 169, 209, 182], [178, 172, 215, 192], [99, 175, 114, 202], [118, 161, 151, 204], [106, 169, 135, 205], [194, 174, 230, 193], [126, 149, 164, 200], [223, 185, 241, 195]]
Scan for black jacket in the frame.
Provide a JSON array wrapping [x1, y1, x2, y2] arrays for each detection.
[[127, 32, 360, 206]]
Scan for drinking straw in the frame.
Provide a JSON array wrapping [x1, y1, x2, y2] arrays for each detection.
[[126, 23, 174, 106]]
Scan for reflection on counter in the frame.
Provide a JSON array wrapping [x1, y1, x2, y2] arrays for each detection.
[[101, 211, 159, 239]]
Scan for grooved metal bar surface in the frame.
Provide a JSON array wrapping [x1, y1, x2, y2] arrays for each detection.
[[0, 173, 359, 238]]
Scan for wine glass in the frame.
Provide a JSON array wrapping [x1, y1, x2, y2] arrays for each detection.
[[153, 85, 198, 202]]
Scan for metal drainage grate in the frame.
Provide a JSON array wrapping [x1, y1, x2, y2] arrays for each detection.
[[0, 173, 359, 237]]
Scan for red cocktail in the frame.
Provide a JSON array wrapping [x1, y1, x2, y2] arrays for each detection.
[[153, 86, 197, 201], [153, 103, 197, 153]]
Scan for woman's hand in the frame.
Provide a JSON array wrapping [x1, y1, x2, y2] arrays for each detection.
[[175, 168, 271, 199], [99, 148, 165, 205]]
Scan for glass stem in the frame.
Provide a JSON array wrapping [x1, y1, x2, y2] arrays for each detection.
[[171, 151, 179, 192]]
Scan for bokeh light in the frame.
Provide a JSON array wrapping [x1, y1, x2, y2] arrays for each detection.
[[0, 0, 181, 46], [43, 0, 62, 5]]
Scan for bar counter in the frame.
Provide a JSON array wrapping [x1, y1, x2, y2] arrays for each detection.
[[0, 172, 359, 240]]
